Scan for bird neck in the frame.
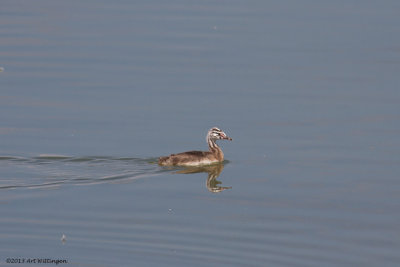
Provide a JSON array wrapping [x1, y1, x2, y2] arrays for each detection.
[[207, 137, 224, 160]]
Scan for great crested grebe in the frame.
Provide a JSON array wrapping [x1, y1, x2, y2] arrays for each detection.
[[158, 127, 232, 166]]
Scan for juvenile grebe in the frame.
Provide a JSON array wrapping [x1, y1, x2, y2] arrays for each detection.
[[158, 127, 232, 166]]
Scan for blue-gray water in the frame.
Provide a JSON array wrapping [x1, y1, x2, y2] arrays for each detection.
[[1, 1, 399, 266]]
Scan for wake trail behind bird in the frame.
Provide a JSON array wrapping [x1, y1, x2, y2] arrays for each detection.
[[0, 155, 169, 190]]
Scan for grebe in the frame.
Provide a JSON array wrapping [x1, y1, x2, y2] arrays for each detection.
[[158, 127, 232, 166]]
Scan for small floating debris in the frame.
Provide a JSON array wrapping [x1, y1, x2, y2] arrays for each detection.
[[61, 234, 66, 243], [0, 67, 4, 72]]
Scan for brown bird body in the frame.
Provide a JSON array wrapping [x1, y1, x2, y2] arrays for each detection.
[[158, 127, 232, 166]]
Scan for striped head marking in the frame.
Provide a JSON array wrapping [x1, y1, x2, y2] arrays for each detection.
[[208, 127, 232, 141]]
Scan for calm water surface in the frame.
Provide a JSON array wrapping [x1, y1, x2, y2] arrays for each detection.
[[1, 0, 399, 266]]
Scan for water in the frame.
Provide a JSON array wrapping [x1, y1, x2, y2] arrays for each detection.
[[1, 0, 400, 266]]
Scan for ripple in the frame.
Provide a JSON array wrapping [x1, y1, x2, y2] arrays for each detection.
[[0, 155, 167, 190]]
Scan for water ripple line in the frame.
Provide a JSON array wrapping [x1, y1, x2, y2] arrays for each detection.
[[0, 155, 169, 190]]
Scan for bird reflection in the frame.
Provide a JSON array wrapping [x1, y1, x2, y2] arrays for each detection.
[[175, 163, 231, 193]]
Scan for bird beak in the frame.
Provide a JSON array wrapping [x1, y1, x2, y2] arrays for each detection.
[[221, 132, 232, 141]]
